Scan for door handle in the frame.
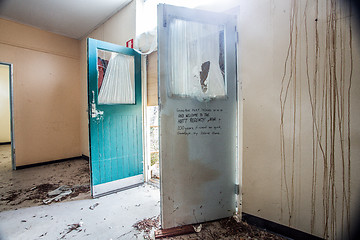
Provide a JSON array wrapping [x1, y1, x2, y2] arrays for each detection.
[[91, 104, 104, 119], [91, 91, 104, 120]]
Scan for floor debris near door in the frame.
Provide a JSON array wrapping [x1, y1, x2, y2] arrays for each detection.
[[0, 184, 160, 240], [151, 217, 288, 240], [133, 215, 160, 240], [0, 188, 288, 240], [132, 215, 288, 240], [1, 145, 288, 239], [0, 144, 90, 211]]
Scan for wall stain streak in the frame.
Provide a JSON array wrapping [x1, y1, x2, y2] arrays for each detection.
[[280, 1, 352, 239], [280, 0, 298, 227]]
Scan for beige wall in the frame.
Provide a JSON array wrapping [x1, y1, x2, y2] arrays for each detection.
[[147, 51, 158, 106], [0, 18, 81, 166], [80, 0, 137, 156], [238, 0, 360, 239], [0, 64, 11, 142]]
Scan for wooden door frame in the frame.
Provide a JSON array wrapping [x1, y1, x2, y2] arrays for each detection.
[[141, 55, 152, 182]]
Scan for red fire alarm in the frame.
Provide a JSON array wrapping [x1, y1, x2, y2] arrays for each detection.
[[126, 39, 134, 48]]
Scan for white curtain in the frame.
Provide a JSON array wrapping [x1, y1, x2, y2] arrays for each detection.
[[169, 19, 226, 101], [98, 53, 135, 104]]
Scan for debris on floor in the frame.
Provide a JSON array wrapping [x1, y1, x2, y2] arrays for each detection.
[[0, 144, 90, 211], [132, 215, 160, 239], [71, 185, 90, 198], [0, 184, 161, 240], [43, 185, 73, 204], [60, 222, 83, 239], [0, 183, 90, 210], [48, 185, 72, 197], [168, 217, 287, 240], [38, 232, 47, 238], [135, 216, 287, 240], [89, 203, 99, 210], [217, 217, 286, 239], [193, 224, 202, 233]]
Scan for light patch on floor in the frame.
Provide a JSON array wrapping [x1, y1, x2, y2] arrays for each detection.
[[0, 184, 160, 240]]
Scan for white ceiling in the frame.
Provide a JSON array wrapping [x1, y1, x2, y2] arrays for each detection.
[[0, 0, 132, 39]]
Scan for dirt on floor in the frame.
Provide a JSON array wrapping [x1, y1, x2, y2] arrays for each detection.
[[0, 144, 91, 212], [133, 216, 288, 240]]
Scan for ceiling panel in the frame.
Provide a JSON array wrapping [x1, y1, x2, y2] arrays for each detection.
[[0, 0, 132, 39]]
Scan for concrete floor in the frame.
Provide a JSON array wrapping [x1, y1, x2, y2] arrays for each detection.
[[0, 184, 160, 240], [0, 144, 91, 211], [0, 144, 161, 240], [0, 145, 288, 240]]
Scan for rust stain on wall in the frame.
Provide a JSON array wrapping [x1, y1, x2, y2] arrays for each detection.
[[280, 0, 353, 239]]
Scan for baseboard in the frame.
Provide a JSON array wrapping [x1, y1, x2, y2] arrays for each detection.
[[81, 154, 90, 161], [242, 213, 324, 240], [0, 142, 11, 145], [16, 156, 86, 170]]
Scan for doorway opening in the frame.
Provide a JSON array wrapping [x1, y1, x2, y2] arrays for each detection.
[[0, 62, 90, 211], [0, 63, 14, 170], [147, 105, 160, 185]]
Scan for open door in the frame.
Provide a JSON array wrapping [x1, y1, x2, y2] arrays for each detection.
[[87, 38, 143, 197], [158, 4, 238, 229]]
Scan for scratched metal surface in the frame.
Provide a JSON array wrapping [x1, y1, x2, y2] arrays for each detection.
[[158, 4, 238, 229]]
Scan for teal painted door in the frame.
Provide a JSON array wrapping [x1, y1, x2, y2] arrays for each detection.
[[87, 38, 143, 197]]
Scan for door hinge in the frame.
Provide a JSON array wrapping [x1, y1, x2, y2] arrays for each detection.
[[235, 184, 240, 195]]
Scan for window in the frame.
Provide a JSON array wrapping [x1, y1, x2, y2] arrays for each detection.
[[168, 18, 226, 101], [97, 49, 135, 104]]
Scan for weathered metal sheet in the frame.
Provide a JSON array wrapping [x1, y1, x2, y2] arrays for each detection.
[[158, 4, 238, 229]]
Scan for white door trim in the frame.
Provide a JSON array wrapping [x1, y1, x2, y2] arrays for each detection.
[[92, 174, 144, 198]]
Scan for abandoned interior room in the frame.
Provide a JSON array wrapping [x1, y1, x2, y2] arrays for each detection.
[[0, 0, 359, 239]]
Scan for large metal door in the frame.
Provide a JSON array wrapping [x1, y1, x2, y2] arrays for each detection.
[[87, 38, 143, 197], [158, 4, 238, 228]]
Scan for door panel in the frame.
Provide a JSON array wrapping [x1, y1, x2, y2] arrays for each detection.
[[158, 4, 238, 229], [87, 38, 143, 197]]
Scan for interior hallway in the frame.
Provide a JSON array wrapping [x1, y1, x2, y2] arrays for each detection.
[[0, 144, 90, 211]]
